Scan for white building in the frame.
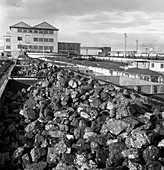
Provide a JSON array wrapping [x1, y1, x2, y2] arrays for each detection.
[[4, 21, 59, 57], [149, 60, 164, 73]]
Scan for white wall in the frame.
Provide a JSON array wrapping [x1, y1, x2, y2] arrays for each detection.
[[10, 28, 58, 53], [149, 61, 164, 72], [4, 35, 11, 52]]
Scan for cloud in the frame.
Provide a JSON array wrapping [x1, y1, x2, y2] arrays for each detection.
[[2, 0, 164, 23], [0, 0, 147, 18], [58, 30, 164, 52], [139, 0, 164, 12], [1, 0, 164, 52], [13, 0, 141, 16], [77, 11, 151, 32], [1, 0, 23, 7]]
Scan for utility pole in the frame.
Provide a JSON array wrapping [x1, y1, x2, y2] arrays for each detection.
[[124, 33, 127, 57], [136, 40, 138, 54], [43, 31, 45, 57]]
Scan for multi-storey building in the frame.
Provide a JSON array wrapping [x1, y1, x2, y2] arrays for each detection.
[[4, 21, 59, 57]]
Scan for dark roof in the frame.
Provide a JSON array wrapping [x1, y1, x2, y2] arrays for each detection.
[[10, 21, 31, 29], [10, 21, 59, 31], [124, 68, 163, 77], [97, 62, 124, 71], [33, 22, 59, 31], [58, 42, 81, 45], [75, 61, 124, 71]]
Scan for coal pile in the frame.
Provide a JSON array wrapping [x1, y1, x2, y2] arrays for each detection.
[[1, 68, 164, 170], [12, 60, 56, 77]]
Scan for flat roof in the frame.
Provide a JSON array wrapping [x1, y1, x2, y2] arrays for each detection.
[[58, 42, 81, 45], [148, 60, 164, 63], [124, 68, 163, 77]]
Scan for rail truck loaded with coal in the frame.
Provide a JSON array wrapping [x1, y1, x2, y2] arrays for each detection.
[[0, 57, 164, 170]]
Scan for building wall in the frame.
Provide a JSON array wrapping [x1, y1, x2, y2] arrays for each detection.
[[4, 33, 11, 56], [9, 27, 58, 55], [96, 76, 120, 85], [149, 61, 164, 72], [58, 42, 81, 55], [132, 61, 150, 69], [110, 57, 135, 63]]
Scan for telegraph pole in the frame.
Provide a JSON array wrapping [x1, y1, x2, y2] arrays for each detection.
[[124, 33, 127, 57]]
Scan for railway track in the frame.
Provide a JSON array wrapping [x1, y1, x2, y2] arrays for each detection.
[[0, 61, 14, 88], [0, 63, 11, 77]]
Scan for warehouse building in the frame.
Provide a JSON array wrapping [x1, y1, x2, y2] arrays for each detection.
[[3, 21, 59, 57], [58, 42, 81, 56]]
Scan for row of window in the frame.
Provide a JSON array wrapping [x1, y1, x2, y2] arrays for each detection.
[[17, 36, 54, 42], [33, 37, 54, 42], [18, 45, 54, 50], [151, 63, 164, 68], [17, 28, 54, 34]]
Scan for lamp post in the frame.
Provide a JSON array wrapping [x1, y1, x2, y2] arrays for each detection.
[[43, 30, 45, 57], [124, 33, 127, 57], [136, 40, 138, 54]]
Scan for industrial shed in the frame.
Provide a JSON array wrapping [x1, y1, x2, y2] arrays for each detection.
[[58, 42, 81, 56]]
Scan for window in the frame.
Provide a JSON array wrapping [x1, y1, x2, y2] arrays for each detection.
[[34, 29, 38, 33], [161, 64, 164, 68], [39, 30, 43, 34], [144, 76, 150, 81], [23, 29, 27, 33], [25, 35, 31, 43], [18, 44, 22, 49], [49, 38, 54, 42], [34, 45, 38, 49], [151, 63, 154, 68], [33, 37, 38, 42], [152, 85, 157, 93], [28, 29, 33, 33], [44, 38, 48, 42], [39, 38, 43, 42], [29, 45, 33, 49], [44, 30, 48, 34], [6, 38, 10, 42], [6, 46, 11, 49], [44, 46, 49, 50], [49, 46, 54, 50], [23, 45, 27, 49], [49, 30, 53, 34], [39, 46, 43, 50], [18, 28, 22, 32], [18, 37, 22, 41], [161, 86, 164, 93]]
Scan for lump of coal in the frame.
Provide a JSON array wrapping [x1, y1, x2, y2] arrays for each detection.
[[1, 60, 164, 170]]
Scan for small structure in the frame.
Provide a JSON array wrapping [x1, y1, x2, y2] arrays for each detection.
[[81, 46, 111, 56]]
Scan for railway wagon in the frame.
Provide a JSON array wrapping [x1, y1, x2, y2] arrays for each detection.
[[0, 58, 164, 169]]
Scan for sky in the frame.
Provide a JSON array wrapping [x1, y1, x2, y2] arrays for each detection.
[[1, 0, 164, 53]]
